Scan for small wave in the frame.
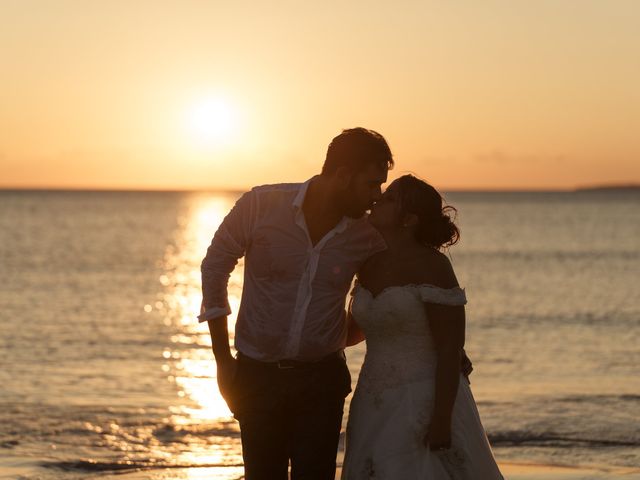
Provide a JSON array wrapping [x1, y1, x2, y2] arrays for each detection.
[[41, 459, 243, 473], [489, 431, 640, 448], [479, 393, 640, 406], [619, 394, 640, 401], [153, 423, 240, 444], [43, 460, 142, 473], [558, 393, 640, 403]]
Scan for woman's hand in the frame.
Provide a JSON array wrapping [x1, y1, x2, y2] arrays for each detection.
[[461, 349, 473, 380], [424, 418, 452, 450]]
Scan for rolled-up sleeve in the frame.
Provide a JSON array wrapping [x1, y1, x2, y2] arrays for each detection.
[[199, 190, 256, 322]]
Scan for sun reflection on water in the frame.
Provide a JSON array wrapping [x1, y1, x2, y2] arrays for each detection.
[[159, 193, 244, 472]]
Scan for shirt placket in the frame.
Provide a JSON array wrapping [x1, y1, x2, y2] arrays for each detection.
[[283, 211, 347, 359]]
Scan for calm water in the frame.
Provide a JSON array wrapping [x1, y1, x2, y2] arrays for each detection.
[[0, 189, 639, 479]]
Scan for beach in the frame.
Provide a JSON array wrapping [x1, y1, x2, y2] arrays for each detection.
[[93, 464, 640, 480], [1, 189, 638, 479], [3, 460, 637, 479]]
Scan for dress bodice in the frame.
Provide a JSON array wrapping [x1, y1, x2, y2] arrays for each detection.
[[351, 283, 467, 393]]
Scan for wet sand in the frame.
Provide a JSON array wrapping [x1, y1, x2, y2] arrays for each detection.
[[498, 462, 640, 479], [95, 462, 640, 480], [3, 458, 640, 480]]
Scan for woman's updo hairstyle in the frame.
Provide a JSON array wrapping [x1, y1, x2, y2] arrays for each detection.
[[395, 174, 460, 250]]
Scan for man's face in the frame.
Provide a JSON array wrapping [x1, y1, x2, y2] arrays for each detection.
[[341, 164, 388, 218], [368, 180, 402, 230]]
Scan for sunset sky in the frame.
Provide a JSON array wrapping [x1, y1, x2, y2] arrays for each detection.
[[1, 0, 639, 190]]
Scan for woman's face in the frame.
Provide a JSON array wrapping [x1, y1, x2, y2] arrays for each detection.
[[368, 181, 403, 230]]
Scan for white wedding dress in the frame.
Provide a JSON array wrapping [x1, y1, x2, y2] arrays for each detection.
[[341, 283, 503, 479]]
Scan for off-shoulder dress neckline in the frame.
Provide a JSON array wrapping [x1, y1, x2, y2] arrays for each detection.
[[354, 282, 464, 300]]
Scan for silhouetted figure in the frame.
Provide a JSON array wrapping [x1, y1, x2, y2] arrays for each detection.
[[200, 128, 392, 479], [341, 175, 503, 479]]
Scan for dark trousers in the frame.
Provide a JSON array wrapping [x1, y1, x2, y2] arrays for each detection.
[[230, 352, 352, 480]]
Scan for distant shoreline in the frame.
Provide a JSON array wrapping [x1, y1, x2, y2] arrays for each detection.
[[573, 184, 640, 192]]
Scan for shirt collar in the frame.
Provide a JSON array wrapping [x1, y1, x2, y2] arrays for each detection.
[[292, 176, 315, 210], [292, 176, 355, 233]]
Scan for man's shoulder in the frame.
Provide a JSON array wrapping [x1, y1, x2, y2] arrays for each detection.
[[249, 182, 301, 198], [238, 182, 302, 213], [252, 182, 302, 192]]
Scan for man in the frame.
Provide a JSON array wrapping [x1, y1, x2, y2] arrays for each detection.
[[199, 127, 392, 479]]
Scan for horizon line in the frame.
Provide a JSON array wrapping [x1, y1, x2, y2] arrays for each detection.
[[1, 184, 639, 194]]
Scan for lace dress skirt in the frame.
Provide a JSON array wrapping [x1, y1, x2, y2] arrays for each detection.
[[342, 373, 503, 479]]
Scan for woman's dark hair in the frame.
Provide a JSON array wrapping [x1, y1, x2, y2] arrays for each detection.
[[321, 127, 394, 175], [395, 174, 460, 250]]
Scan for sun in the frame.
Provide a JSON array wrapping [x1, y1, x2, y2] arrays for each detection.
[[184, 96, 239, 148]]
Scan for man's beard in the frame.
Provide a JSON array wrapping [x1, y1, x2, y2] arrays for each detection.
[[340, 181, 369, 219], [343, 203, 368, 219]]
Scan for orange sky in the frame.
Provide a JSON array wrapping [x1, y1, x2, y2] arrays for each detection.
[[1, 1, 639, 190]]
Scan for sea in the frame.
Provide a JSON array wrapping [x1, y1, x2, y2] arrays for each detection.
[[0, 188, 638, 479]]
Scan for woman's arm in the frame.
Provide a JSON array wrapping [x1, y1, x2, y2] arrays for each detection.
[[422, 252, 465, 449], [345, 297, 365, 346], [424, 302, 465, 449]]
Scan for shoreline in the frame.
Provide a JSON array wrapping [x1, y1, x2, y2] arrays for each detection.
[[103, 462, 640, 480], [498, 462, 640, 479], [98, 462, 640, 479], [3, 457, 639, 480]]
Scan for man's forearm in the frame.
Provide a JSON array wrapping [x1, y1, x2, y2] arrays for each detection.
[[207, 316, 234, 363], [207, 316, 237, 408]]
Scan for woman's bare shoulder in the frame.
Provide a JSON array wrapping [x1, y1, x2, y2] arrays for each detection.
[[415, 248, 459, 289]]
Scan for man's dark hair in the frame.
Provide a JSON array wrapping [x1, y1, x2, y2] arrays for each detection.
[[321, 127, 394, 175]]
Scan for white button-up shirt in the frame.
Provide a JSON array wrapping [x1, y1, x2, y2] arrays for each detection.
[[200, 178, 387, 361]]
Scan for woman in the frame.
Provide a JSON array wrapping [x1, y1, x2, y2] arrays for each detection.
[[341, 175, 503, 479]]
